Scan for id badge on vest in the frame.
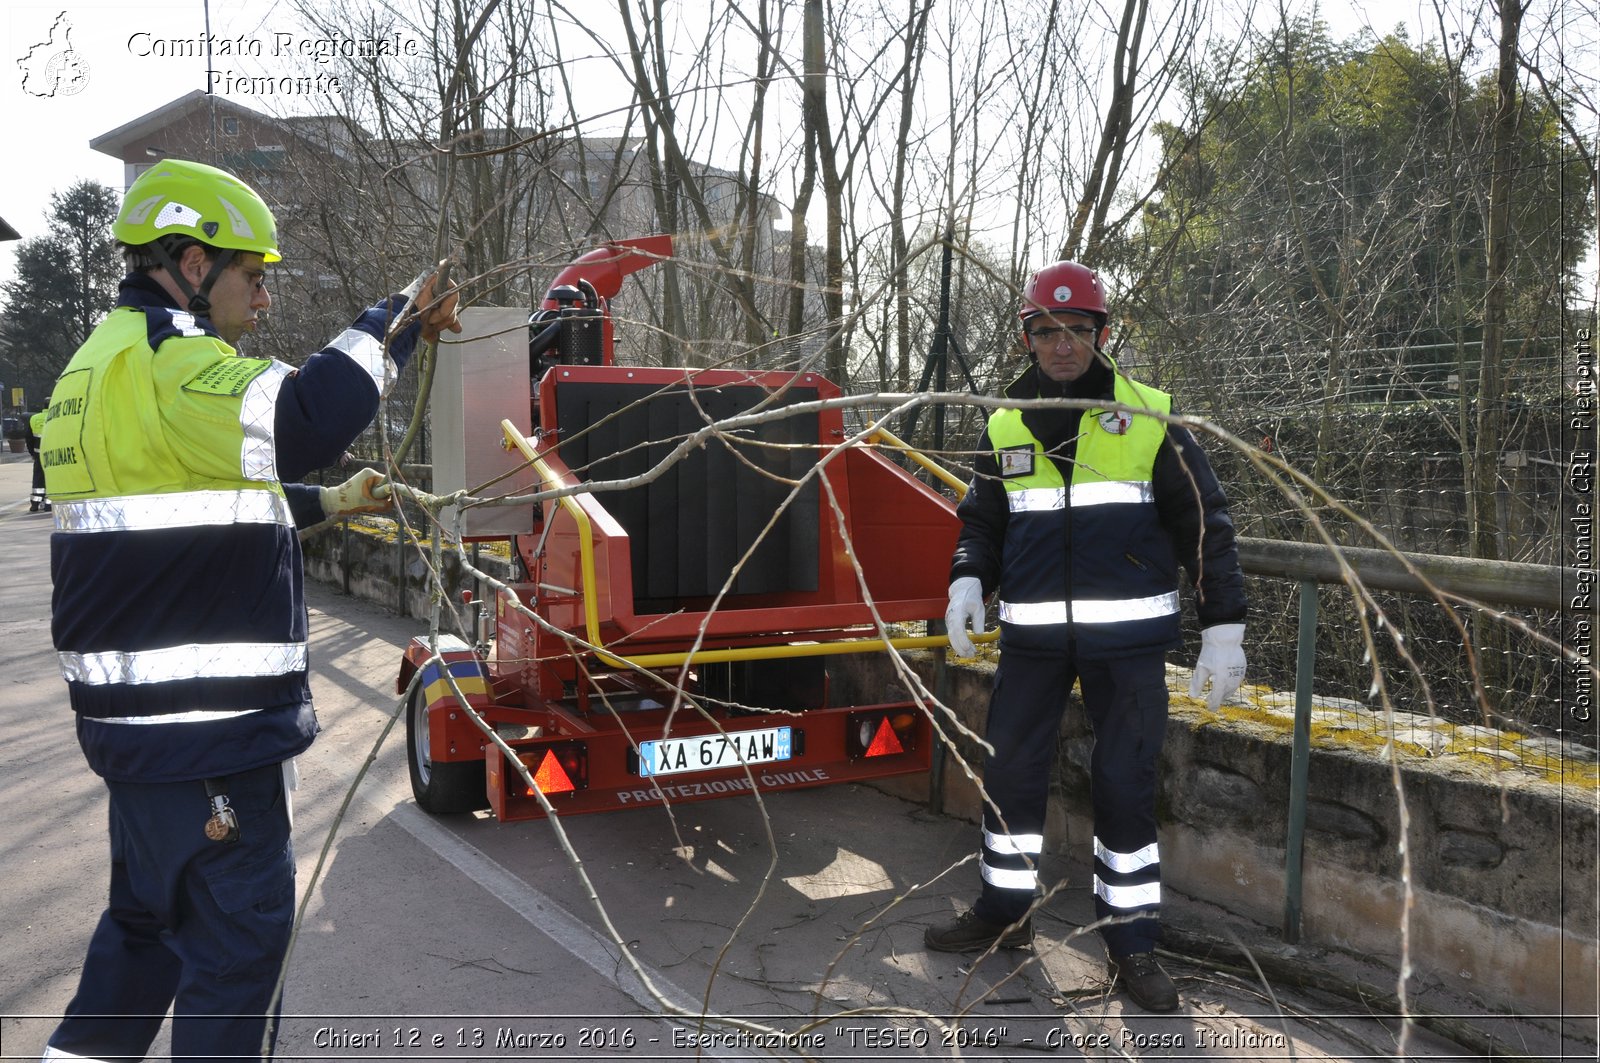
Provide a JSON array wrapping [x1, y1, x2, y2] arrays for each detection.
[[998, 445, 1035, 479]]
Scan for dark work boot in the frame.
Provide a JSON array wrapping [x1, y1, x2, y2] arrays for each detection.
[[924, 909, 1033, 953], [1109, 952, 1179, 1012]]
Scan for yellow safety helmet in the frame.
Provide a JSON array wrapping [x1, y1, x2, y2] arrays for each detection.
[[115, 158, 280, 262]]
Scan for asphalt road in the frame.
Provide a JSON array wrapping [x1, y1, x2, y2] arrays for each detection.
[[0, 451, 1572, 1062]]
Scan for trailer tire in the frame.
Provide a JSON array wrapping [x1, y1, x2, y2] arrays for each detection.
[[406, 686, 490, 814]]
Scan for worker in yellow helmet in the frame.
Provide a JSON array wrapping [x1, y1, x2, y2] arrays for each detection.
[[38, 158, 459, 1063]]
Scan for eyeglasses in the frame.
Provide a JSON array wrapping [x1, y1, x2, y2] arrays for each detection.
[[1026, 324, 1097, 344], [232, 266, 269, 295]]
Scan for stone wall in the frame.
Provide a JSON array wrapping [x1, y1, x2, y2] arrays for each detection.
[[828, 652, 1597, 1019], [301, 518, 512, 637]]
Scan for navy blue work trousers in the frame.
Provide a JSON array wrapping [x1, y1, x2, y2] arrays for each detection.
[[972, 649, 1169, 956], [45, 762, 295, 1063]]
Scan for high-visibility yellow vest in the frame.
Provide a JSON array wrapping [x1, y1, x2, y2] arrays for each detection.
[[41, 308, 294, 503], [42, 292, 314, 783], [985, 372, 1182, 658]]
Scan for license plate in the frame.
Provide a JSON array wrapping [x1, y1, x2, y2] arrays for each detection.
[[639, 727, 792, 778]]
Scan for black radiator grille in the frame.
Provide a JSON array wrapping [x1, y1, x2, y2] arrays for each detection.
[[552, 382, 821, 608]]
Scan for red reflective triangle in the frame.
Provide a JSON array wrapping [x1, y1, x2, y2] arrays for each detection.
[[864, 718, 903, 758], [532, 749, 575, 794]]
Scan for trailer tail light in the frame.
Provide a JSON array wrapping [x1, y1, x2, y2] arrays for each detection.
[[847, 710, 918, 759], [518, 741, 588, 795]]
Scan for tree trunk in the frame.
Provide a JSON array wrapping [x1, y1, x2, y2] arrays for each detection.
[[803, 0, 846, 382], [1476, 0, 1520, 564], [786, 129, 817, 344], [1063, 0, 1147, 263], [1470, 0, 1523, 706], [891, 0, 932, 391]]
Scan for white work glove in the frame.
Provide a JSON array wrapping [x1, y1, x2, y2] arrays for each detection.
[[1190, 622, 1247, 711], [945, 576, 986, 658], [320, 467, 392, 517]]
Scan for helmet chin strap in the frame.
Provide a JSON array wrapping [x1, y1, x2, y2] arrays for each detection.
[[149, 242, 236, 317]]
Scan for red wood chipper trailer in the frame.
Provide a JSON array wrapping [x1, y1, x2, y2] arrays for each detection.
[[398, 236, 967, 821]]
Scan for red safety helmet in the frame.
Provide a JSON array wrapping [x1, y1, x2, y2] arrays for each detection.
[[1019, 260, 1107, 325], [1018, 260, 1109, 356]]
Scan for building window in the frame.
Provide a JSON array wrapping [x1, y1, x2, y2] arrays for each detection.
[[222, 116, 240, 137]]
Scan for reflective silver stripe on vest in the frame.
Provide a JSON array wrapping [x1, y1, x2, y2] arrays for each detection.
[[1094, 837, 1160, 874], [999, 592, 1180, 626], [328, 327, 392, 393], [169, 311, 206, 338], [1075, 593, 1179, 623], [1006, 487, 1064, 513], [1071, 480, 1154, 507], [58, 641, 308, 686], [43, 1046, 118, 1062], [92, 707, 263, 725], [984, 828, 1045, 856], [980, 859, 1038, 891], [1006, 482, 1153, 513], [53, 489, 293, 533], [1094, 875, 1161, 910], [240, 360, 294, 481], [999, 600, 1068, 625]]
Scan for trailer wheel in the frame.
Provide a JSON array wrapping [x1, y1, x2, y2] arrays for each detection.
[[406, 686, 490, 814]]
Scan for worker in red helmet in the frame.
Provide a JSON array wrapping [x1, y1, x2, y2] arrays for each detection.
[[925, 260, 1248, 1013]]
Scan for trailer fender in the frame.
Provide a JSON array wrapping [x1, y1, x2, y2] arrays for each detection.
[[400, 635, 493, 759]]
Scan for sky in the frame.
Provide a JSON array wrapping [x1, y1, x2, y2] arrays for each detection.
[[0, 1, 1576, 292]]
